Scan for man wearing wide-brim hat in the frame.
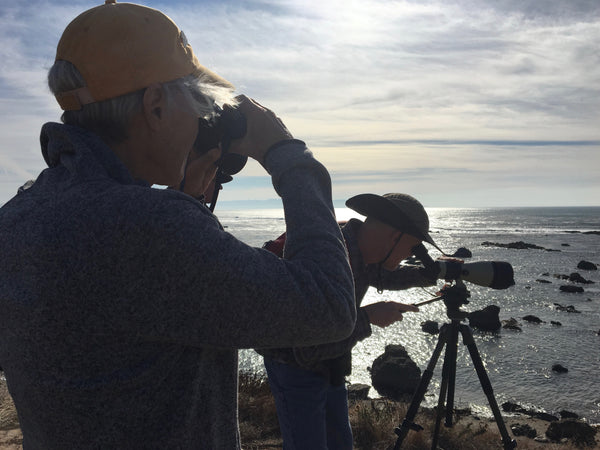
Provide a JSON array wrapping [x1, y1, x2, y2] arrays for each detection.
[[259, 192, 447, 449]]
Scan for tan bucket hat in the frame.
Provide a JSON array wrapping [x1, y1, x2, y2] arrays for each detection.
[[54, 0, 233, 110], [346, 193, 443, 252]]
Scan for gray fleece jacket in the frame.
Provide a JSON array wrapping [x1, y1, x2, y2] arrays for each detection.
[[0, 123, 355, 449]]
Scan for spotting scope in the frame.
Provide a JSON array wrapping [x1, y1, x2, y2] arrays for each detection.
[[412, 244, 515, 290]]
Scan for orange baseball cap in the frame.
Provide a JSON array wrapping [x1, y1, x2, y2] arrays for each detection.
[[55, 0, 233, 111]]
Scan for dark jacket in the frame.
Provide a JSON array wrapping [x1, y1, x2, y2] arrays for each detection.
[[0, 123, 355, 449]]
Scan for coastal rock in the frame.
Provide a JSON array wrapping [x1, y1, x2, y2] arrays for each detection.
[[577, 260, 597, 271], [420, 320, 439, 335], [535, 412, 560, 422], [370, 344, 421, 400], [559, 285, 584, 293], [560, 410, 579, 419], [501, 402, 558, 421], [451, 247, 472, 258], [468, 305, 501, 331], [522, 315, 544, 324], [535, 279, 552, 284], [569, 273, 594, 284], [545, 419, 597, 446], [347, 384, 370, 401], [502, 401, 526, 413], [554, 303, 581, 313], [481, 241, 553, 251], [511, 423, 537, 438], [552, 364, 568, 373], [501, 318, 522, 331], [550, 321, 562, 326]]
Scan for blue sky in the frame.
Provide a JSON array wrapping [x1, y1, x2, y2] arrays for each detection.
[[0, 0, 599, 207]]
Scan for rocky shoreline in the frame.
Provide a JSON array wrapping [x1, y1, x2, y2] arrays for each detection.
[[2, 373, 599, 449]]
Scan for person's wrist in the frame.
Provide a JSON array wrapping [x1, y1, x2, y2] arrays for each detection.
[[262, 139, 306, 167]]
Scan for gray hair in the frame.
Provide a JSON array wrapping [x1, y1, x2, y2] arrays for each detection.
[[47, 60, 237, 144]]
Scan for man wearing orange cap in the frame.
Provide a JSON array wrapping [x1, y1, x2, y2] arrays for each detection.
[[0, 2, 356, 448]]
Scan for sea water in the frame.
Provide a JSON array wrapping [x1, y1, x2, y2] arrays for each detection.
[[217, 206, 600, 423]]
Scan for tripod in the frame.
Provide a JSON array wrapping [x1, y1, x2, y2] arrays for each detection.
[[393, 281, 516, 449]]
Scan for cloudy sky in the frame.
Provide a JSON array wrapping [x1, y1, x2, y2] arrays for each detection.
[[0, 0, 598, 207]]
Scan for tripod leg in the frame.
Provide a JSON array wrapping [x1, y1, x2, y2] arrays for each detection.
[[431, 361, 448, 450], [459, 325, 517, 449], [393, 324, 449, 450], [431, 321, 460, 450], [444, 322, 460, 427]]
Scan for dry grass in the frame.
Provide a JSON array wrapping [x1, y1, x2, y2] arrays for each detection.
[[236, 373, 599, 450], [1, 375, 597, 449], [0, 380, 22, 450]]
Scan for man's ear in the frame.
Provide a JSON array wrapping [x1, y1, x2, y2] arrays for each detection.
[[142, 83, 166, 130]]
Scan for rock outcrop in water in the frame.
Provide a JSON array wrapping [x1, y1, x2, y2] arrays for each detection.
[[467, 305, 501, 331], [481, 241, 560, 251], [577, 260, 598, 271], [559, 285, 585, 293], [369, 344, 421, 400], [451, 247, 472, 258]]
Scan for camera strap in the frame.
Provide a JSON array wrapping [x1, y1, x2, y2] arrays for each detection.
[[376, 232, 404, 293]]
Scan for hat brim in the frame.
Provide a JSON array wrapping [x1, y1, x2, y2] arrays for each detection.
[[346, 194, 441, 252]]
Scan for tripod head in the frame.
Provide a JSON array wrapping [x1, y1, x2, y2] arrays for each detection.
[[438, 281, 471, 321]]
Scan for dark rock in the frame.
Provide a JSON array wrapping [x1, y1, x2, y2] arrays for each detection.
[[577, 260, 597, 271], [560, 410, 579, 419], [554, 303, 580, 313], [370, 344, 421, 400], [534, 412, 559, 422], [482, 241, 549, 250], [347, 383, 370, 401], [502, 401, 526, 413], [468, 305, 501, 331], [511, 423, 537, 438], [559, 285, 584, 293], [451, 247, 472, 258], [421, 320, 439, 335], [535, 279, 552, 284], [583, 231, 600, 235], [501, 318, 522, 331], [569, 272, 594, 284], [546, 419, 597, 446], [503, 401, 559, 422], [561, 243, 570, 247], [552, 364, 568, 373], [522, 315, 544, 324], [550, 321, 562, 326], [554, 273, 570, 280]]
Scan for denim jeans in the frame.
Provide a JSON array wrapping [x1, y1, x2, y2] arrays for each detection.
[[264, 357, 353, 450]]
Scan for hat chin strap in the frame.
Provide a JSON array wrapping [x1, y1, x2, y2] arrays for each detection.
[[376, 232, 403, 294]]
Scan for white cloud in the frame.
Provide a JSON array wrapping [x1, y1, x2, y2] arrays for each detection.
[[0, 0, 598, 206]]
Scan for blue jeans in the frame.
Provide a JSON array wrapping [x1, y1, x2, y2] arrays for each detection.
[[264, 357, 353, 450]]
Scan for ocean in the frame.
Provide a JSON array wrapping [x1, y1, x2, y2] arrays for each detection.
[[216, 206, 600, 424]]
